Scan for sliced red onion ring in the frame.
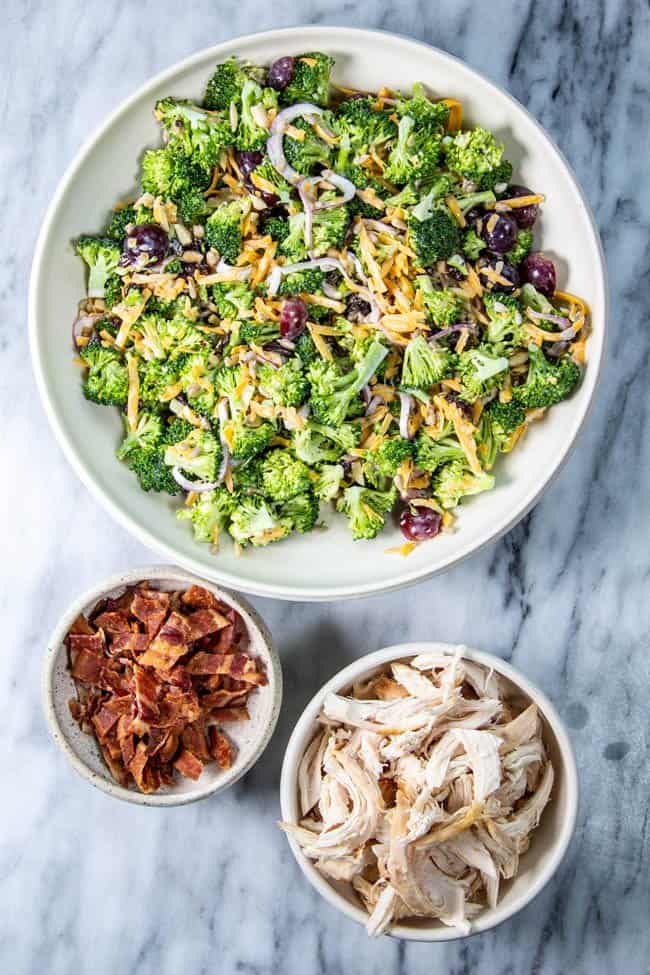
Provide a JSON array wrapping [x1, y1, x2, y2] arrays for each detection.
[[322, 281, 342, 300], [312, 170, 356, 210], [171, 467, 219, 493], [72, 312, 104, 346], [429, 323, 479, 341], [217, 442, 231, 485], [297, 178, 315, 256], [365, 394, 383, 416], [398, 391, 414, 440], [267, 103, 326, 185], [526, 310, 581, 341], [527, 309, 570, 328], [364, 219, 399, 236]]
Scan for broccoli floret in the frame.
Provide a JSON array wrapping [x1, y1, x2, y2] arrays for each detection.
[[177, 487, 237, 543], [154, 98, 231, 170], [483, 293, 525, 353], [258, 359, 308, 407], [454, 190, 496, 215], [292, 421, 359, 464], [75, 236, 122, 299], [415, 433, 465, 473], [513, 344, 581, 409], [519, 283, 556, 326], [238, 321, 281, 346], [260, 212, 290, 245], [476, 399, 526, 468], [416, 276, 464, 326], [308, 340, 388, 426], [295, 331, 320, 364], [444, 126, 504, 181], [105, 205, 136, 242], [409, 210, 462, 266], [280, 206, 350, 262], [396, 83, 450, 132], [334, 97, 396, 158], [204, 57, 266, 110], [364, 437, 414, 487], [163, 428, 222, 483], [314, 463, 345, 502], [462, 228, 486, 261], [383, 115, 416, 185], [205, 198, 249, 263], [409, 174, 456, 221], [401, 334, 455, 389], [280, 492, 320, 533], [278, 268, 325, 297], [103, 275, 123, 309], [260, 449, 311, 502], [213, 363, 245, 414], [116, 412, 165, 462], [433, 459, 494, 509], [236, 79, 278, 151], [385, 184, 419, 208], [456, 346, 509, 403], [229, 420, 275, 461], [128, 448, 181, 494], [384, 103, 445, 186], [165, 416, 195, 444], [175, 355, 217, 417], [338, 163, 388, 218], [228, 497, 290, 547], [140, 147, 210, 223], [279, 52, 334, 107], [506, 228, 534, 265], [211, 281, 255, 319], [80, 341, 129, 406], [251, 159, 292, 203], [138, 357, 185, 411], [283, 116, 331, 175], [477, 159, 513, 192], [447, 253, 469, 278], [336, 485, 397, 540]]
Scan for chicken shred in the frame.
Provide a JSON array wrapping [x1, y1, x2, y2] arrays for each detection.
[[280, 652, 554, 936]]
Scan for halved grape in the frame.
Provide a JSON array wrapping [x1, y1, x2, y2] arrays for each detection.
[[280, 298, 308, 339], [268, 57, 294, 91], [505, 185, 539, 228], [477, 256, 520, 293], [521, 252, 556, 296], [400, 506, 442, 541]]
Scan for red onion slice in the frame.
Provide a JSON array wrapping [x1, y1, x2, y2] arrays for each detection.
[[429, 323, 479, 342], [217, 442, 231, 485], [526, 309, 581, 342], [171, 467, 219, 493], [398, 391, 414, 440], [527, 309, 570, 328], [297, 178, 315, 256], [267, 103, 326, 185], [312, 170, 356, 210]]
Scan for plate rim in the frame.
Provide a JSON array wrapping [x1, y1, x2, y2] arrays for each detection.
[[29, 25, 608, 602]]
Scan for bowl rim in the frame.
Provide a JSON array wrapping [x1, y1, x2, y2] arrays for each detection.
[[29, 25, 608, 603], [279, 641, 579, 941], [42, 564, 282, 806]]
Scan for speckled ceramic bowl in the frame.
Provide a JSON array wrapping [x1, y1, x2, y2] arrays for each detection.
[[29, 26, 607, 602], [280, 642, 578, 941], [43, 565, 282, 806]]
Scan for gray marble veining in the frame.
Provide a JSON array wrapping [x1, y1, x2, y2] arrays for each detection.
[[2, 0, 649, 971]]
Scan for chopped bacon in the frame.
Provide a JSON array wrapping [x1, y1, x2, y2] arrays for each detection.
[[187, 652, 266, 685], [131, 588, 170, 636], [186, 608, 230, 641], [66, 584, 266, 794], [209, 728, 233, 769], [174, 749, 203, 780]]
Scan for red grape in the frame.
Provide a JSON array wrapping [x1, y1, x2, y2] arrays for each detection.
[[521, 252, 556, 296], [505, 185, 538, 228], [280, 298, 308, 339], [124, 223, 169, 265], [400, 506, 442, 541], [268, 57, 294, 91], [480, 213, 518, 253]]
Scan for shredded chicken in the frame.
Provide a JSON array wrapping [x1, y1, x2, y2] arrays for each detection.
[[280, 651, 553, 936]]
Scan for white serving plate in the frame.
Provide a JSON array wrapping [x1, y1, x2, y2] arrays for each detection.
[[29, 27, 607, 601], [42, 566, 282, 806], [280, 642, 579, 940]]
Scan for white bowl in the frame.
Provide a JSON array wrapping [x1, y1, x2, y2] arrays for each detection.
[[29, 27, 607, 602], [43, 565, 282, 806], [280, 642, 578, 941]]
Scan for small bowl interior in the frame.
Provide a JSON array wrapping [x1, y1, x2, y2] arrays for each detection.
[[45, 570, 280, 805], [281, 645, 577, 940]]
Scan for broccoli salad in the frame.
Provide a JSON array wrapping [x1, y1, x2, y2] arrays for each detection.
[[72, 51, 590, 553]]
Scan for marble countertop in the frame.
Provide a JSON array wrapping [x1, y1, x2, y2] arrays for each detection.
[[3, 1, 649, 971]]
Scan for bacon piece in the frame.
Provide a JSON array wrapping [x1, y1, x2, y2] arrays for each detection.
[[158, 729, 181, 763], [67, 614, 95, 637], [182, 722, 211, 762], [200, 688, 249, 709], [180, 585, 219, 610], [69, 631, 105, 656], [138, 612, 191, 670], [174, 748, 203, 780], [209, 728, 233, 769], [92, 705, 120, 740], [93, 611, 133, 634], [186, 652, 266, 685], [100, 742, 129, 787], [186, 608, 230, 641], [117, 714, 136, 767], [70, 648, 104, 684], [133, 664, 160, 721], [109, 632, 151, 655], [209, 706, 250, 723], [129, 743, 152, 791], [131, 589, 170, 637]]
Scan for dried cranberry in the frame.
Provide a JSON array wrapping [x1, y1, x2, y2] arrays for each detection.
[[268, 57, 294, 91], [345, 293, 372, 322], [400, 506, 442, 541], [280, 298, 308, 340], [124, 223, 169, 265]]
